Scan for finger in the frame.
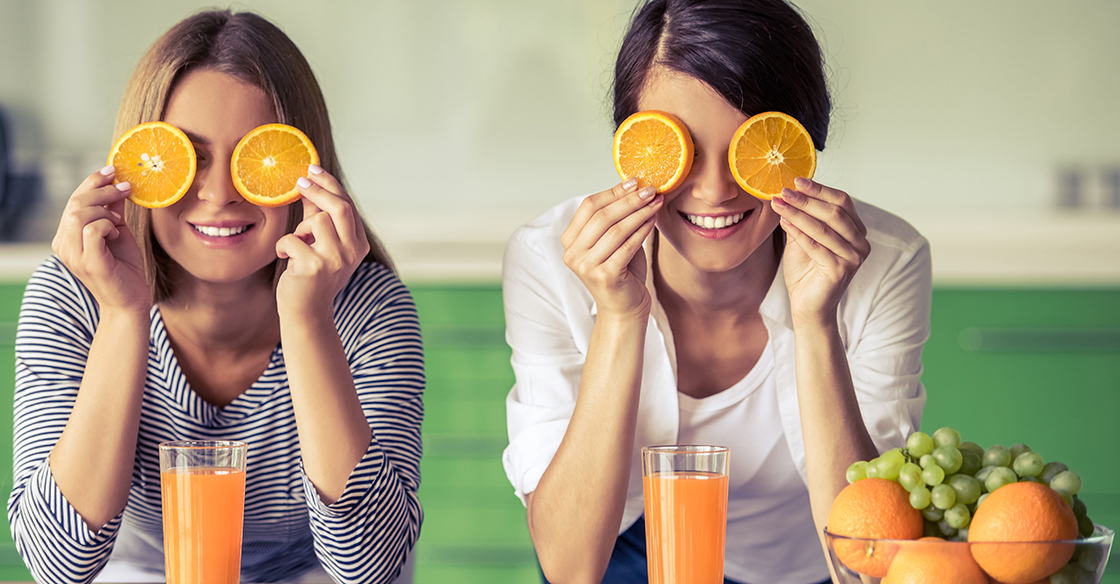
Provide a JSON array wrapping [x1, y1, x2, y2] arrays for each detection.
[[70, 180, 132, 212], [301, 209, 343, 251], [71, 165, 118, 198], [581, 195, 663, 267], [793, 177, 866, 236], [64, 206, 123, 255], [601, 212, 657, 275], [773, 196, 863, 266], [774, 187, 864, 252], [276, 232, 314, 262], [562, 178, 640, 248], [81, 217, 120, 267], [570, 185, 658, 255], [306, 164, 347, 198], [297, 174, 358, 247]]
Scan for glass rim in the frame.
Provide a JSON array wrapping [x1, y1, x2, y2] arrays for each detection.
[[823, 524, 1115, 545], [158, 440, 247, 451], [642, 444, 729, 455]]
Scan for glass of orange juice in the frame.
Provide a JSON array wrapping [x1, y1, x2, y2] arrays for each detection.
[[159, 440, 247, 584], [642, 445, 730, 584]]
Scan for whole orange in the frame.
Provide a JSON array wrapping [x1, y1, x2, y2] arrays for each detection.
[[827, 478, 924, 577], [968, 481, 1077, 584], [881, 537, 988, 584]]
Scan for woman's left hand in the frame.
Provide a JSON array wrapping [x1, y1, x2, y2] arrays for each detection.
[[275, 165, 370, 318], [771, 177, 871, 326]]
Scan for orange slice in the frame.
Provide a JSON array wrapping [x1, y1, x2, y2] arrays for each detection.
[[613, 110, 693, 193], [231, 123, 319, 207], [108, 121, 197, 209], [728, 111, 816, 201]]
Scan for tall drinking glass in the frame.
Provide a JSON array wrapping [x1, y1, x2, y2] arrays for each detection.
[[159, 440, 247, 584], [642, 445, 730, 584]]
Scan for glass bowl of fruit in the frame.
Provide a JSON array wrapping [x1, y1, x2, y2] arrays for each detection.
[[827, 427, 1113, 583], [824, 525, 1114, 584]]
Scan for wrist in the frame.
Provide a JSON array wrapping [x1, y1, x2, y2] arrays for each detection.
[[99, 306, 151, 327], [594, 305, 651, 329], [791, 307, 839, 334]]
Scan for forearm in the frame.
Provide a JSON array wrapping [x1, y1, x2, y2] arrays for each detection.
[[281, 309, 372, 504], [528, 313, 646, 584], [792, 315, 878, 535], [48, 308, 149, 531]]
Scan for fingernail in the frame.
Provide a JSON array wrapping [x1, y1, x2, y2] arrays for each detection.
[[297, 177, 311, 189], [794, 177, 812, 189], [110, 211, 122, 221], [781, 188, 800, 201], [308, 164, 324, 175], [639, 186, 656, 199], [115, 181, 131, 192], [772, 196, 787, 207], [623, 177, 639, 190], [100, 165, 115, 176]]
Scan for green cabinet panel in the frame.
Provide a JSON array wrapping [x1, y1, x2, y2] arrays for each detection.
[[1, 281, 1117, 583]]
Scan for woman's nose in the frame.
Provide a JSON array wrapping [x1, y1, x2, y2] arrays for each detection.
[[195, 157, 243, 206], [689, 153, 739, 206]]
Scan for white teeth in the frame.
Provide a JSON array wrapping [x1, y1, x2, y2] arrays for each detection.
[[194, 224, 247, 237], [686, 212, 745, 229]]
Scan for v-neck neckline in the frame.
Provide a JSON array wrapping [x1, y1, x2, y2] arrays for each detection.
[[150, 305, 287, 427]]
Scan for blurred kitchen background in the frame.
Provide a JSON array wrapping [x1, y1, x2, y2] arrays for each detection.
[[1, 1, 1118, 582]]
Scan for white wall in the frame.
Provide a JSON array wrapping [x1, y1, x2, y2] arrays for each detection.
[[2, 0, 1118, 282]]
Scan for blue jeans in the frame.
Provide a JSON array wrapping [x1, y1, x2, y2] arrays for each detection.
[[540, 516, 833, 584]]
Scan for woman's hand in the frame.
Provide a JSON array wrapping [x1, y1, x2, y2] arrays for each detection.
[[275, 164, 370, 318], [560, 178, 663, 321], [772, 177, 871, 326], [51, 166, 151, 313]]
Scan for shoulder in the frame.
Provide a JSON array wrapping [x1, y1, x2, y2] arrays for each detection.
[[333, 261, 419, 334], [854, 199, 929, 261], [20, 255, 98, 323], [505, 195, 587, 265], [337, 261, 415, 308]]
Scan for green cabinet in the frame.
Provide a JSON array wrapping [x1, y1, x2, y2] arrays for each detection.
[[0, 281, 1116, 582]]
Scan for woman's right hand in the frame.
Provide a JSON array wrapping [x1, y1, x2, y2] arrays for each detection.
[[560, 178, 662, 320], [52, 165, 151, 312]]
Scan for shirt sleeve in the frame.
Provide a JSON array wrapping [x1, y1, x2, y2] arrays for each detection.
[[500, 226, 587, 507], [847, 232, 932, 454], [301, 264, 425, 584], [7, 257, 124, 584]]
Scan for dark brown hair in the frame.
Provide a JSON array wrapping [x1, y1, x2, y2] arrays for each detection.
[[613, 0, 830, 150], [116, 10, 394, 302]]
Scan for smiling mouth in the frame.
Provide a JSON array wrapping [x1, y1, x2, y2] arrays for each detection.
[[191, 224, 251, 237], [681, 212, 747, 230]]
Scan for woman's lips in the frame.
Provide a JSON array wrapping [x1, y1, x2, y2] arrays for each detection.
[[678, 211, 750, 240], [188, 222, 254, 246]]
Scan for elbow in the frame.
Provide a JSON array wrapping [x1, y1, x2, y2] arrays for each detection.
[[528, 509, 610, 584]]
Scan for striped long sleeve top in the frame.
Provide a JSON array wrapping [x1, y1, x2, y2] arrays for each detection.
[[8, 256, 424, 584]]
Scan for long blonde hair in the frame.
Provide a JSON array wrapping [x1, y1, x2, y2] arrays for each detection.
[[116, 10, 394, 302]]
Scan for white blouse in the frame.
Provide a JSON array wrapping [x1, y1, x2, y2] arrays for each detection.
[[501, 195, 931, 582]]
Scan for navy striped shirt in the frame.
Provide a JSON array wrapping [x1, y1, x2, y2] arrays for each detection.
[[8, 256, 424, 584]]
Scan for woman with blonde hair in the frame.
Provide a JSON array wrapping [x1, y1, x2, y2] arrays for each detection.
[[8, 10, 422, 584]]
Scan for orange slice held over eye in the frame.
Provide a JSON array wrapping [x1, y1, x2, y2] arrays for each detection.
[[231, 123, 320, 207], [613, 110, 694, 194], [728, 111, 817, 201], [108, 121, 197, 209]]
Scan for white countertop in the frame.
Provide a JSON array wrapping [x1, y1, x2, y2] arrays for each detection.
[[3, 212, 1119, 286]]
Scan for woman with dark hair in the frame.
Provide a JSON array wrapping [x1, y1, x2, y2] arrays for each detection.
[[8, 10, 421, 584], [502, 0, 930, 582]]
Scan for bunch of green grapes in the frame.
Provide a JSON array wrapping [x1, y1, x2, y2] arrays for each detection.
[[845, 427, 1095, 541]]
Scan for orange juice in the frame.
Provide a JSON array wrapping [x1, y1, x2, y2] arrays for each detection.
[[643, 471, 729, 584], [161, 467, 246, 584]]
